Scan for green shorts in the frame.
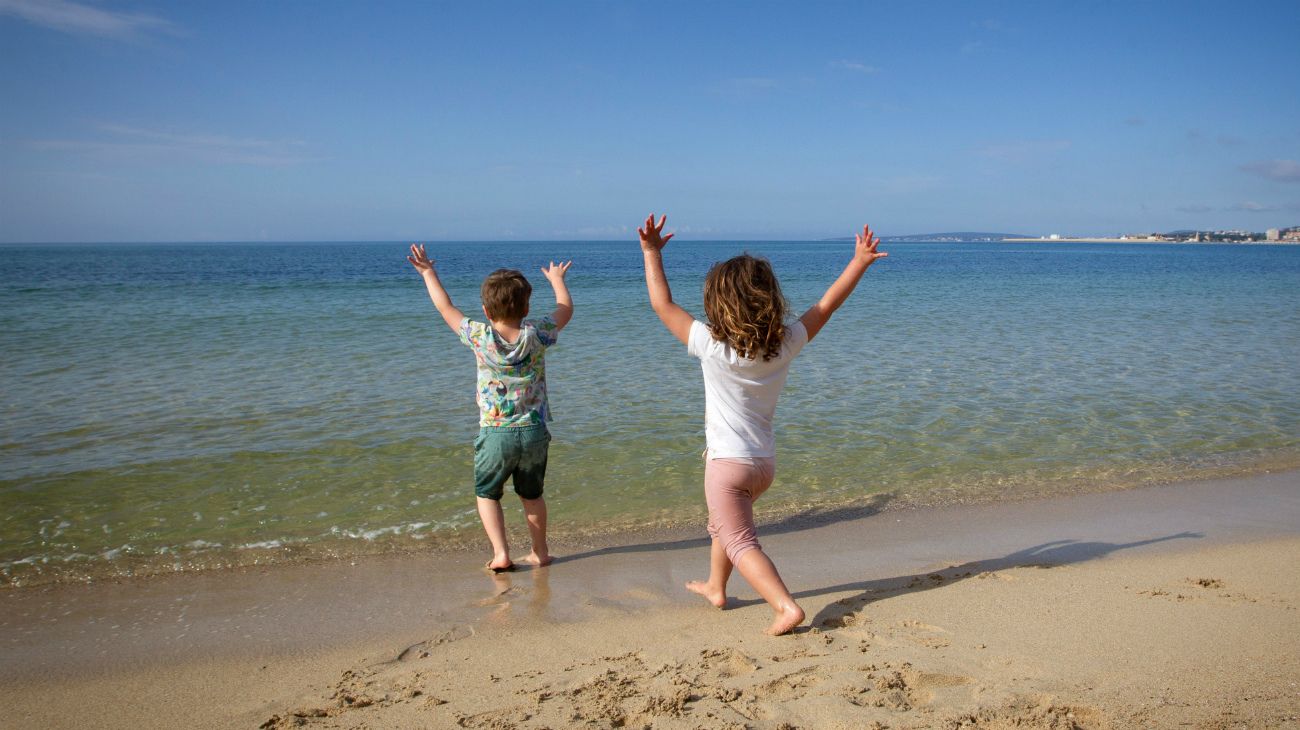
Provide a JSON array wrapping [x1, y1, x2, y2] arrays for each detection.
[[474, 424, 550, 500]]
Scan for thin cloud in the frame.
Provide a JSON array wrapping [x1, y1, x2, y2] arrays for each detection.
[[1229, 201, 1277, 212], [712, 75, 814, 98], [28, 124, 315, 166], [829, 60, 880, 75], [574, 224, 632, 237], [711, 76, 782, 99], [0, 0, 177, 40], [1240, 159, 1300, 183], [855, 99, 906, 113], [880, 174, 944, 194], [974, 139, 1071, 163]]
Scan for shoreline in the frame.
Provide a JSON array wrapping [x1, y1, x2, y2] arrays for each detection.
[[3, 469, 1299, 727], [7, 449, 1299, 590]]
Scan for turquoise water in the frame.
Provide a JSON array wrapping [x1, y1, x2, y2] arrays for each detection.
[[3, 241, 1299, 586]]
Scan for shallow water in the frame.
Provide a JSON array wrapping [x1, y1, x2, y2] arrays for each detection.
[[3, 241, 1298, 585]]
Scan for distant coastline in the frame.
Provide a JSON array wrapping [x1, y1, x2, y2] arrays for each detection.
[[825, 232, 1029, 242], [822, 225, 1300, 244], [1002, 236, 1300, 244]]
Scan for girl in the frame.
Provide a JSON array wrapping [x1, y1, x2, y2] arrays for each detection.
[[638, 214, 887, 635]]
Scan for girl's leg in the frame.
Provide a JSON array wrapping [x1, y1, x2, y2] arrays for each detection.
[[687, 457, 746, 607], [476, 496, 512, 570], [734, 548, 804, 635], [699, 457, 803, 634], [686, 536, 732, 608]]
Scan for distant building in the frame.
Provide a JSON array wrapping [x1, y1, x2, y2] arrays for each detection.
[[1267, 228, 1281, 241], [1049, 234, 1061, 240]]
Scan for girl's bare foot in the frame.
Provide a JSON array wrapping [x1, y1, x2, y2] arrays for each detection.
[[685, 580, 727, 609], [764, 602, 804, 636], [519, 551, 553, 567], [485, 556, 514, 573]]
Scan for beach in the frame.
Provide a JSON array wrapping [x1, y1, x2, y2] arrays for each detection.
[[4, 469, 1298, 729], [6, 2, 1300, 726]]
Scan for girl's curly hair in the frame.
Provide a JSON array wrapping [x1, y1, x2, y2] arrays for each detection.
[[703, 254, 788, 361]]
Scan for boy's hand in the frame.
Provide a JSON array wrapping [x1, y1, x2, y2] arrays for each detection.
[[638, 213, 674, 253], [853, 224, 888, 268], [407, 243, 435, 274], [541, 260, 573, 285]]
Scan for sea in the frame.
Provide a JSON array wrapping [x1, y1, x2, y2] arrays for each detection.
[[3, 241, 1298, 586]]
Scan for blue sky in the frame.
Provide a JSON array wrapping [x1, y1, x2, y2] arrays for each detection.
[[2, 0, 1298, 242]]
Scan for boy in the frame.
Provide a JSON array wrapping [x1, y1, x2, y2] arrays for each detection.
[[407, 244, 573, 571]]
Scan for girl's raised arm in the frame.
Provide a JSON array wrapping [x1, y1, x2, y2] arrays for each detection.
[[639, 213, 694, 344], [799, 224, 887, 342]]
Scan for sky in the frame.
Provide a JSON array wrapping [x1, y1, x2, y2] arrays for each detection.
[[1, 0, 1298, 242]]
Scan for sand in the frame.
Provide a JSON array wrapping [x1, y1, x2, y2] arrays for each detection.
[[3, 471, 1299, 729]]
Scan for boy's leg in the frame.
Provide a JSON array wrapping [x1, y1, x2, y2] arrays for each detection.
[[519, 497, 552, 566], [476, 497, 512, 570], [474, 429, 516, 571], [512, 425, 552, 566]]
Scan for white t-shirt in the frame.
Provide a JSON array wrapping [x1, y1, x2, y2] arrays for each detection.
[[687, 319, 809, 458]]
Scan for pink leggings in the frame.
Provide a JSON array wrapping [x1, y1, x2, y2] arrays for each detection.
[[705, 456, 776, 564]]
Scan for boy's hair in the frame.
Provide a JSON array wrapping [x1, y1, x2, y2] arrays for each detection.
[[481, 269, 532, 320], [703, 254, 788, 361]]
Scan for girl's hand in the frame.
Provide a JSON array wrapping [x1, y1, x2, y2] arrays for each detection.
[[407, 243, 435, 273], [853, 225, 888, 268], [638, 213, 674, 252], [541, 260, 573, 284]]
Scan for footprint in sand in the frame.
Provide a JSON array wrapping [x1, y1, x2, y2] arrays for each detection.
[[395, 625, 474, 662], [943, 693, 1104, 728], [896, 619, 952, 649], [699, 647, 760, 680], [846, 662, 976, 713], [752, 665, 822, 701]]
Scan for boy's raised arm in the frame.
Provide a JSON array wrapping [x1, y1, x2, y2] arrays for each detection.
[[639, 213, 694, 345], [407, 243, 466, 333], [799, 224, 888, 342], [541, 260, 574, 331]]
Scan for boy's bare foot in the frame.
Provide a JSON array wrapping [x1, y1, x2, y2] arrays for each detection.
[[764, 602, 804, 636], [685, 580, 727, 609], [518, 551, 553, 567]]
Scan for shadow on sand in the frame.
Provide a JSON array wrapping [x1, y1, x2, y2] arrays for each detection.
[[549, 493, 898, 566], [758, 531, 1205, 629]]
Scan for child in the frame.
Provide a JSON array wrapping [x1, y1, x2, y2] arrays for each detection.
[[407, 244, 573, 572], [637, 214, 886, 635]]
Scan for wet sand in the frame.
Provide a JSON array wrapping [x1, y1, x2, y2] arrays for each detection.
[[3, 470, 1299, 728]]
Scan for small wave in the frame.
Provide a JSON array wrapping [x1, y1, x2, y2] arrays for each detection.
[[330, 521, 432, 541], [100, 544, 134, 560], [238, 540, 287, 550]]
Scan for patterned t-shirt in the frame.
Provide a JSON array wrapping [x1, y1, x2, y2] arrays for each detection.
[[458, 316, 559, 427]]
